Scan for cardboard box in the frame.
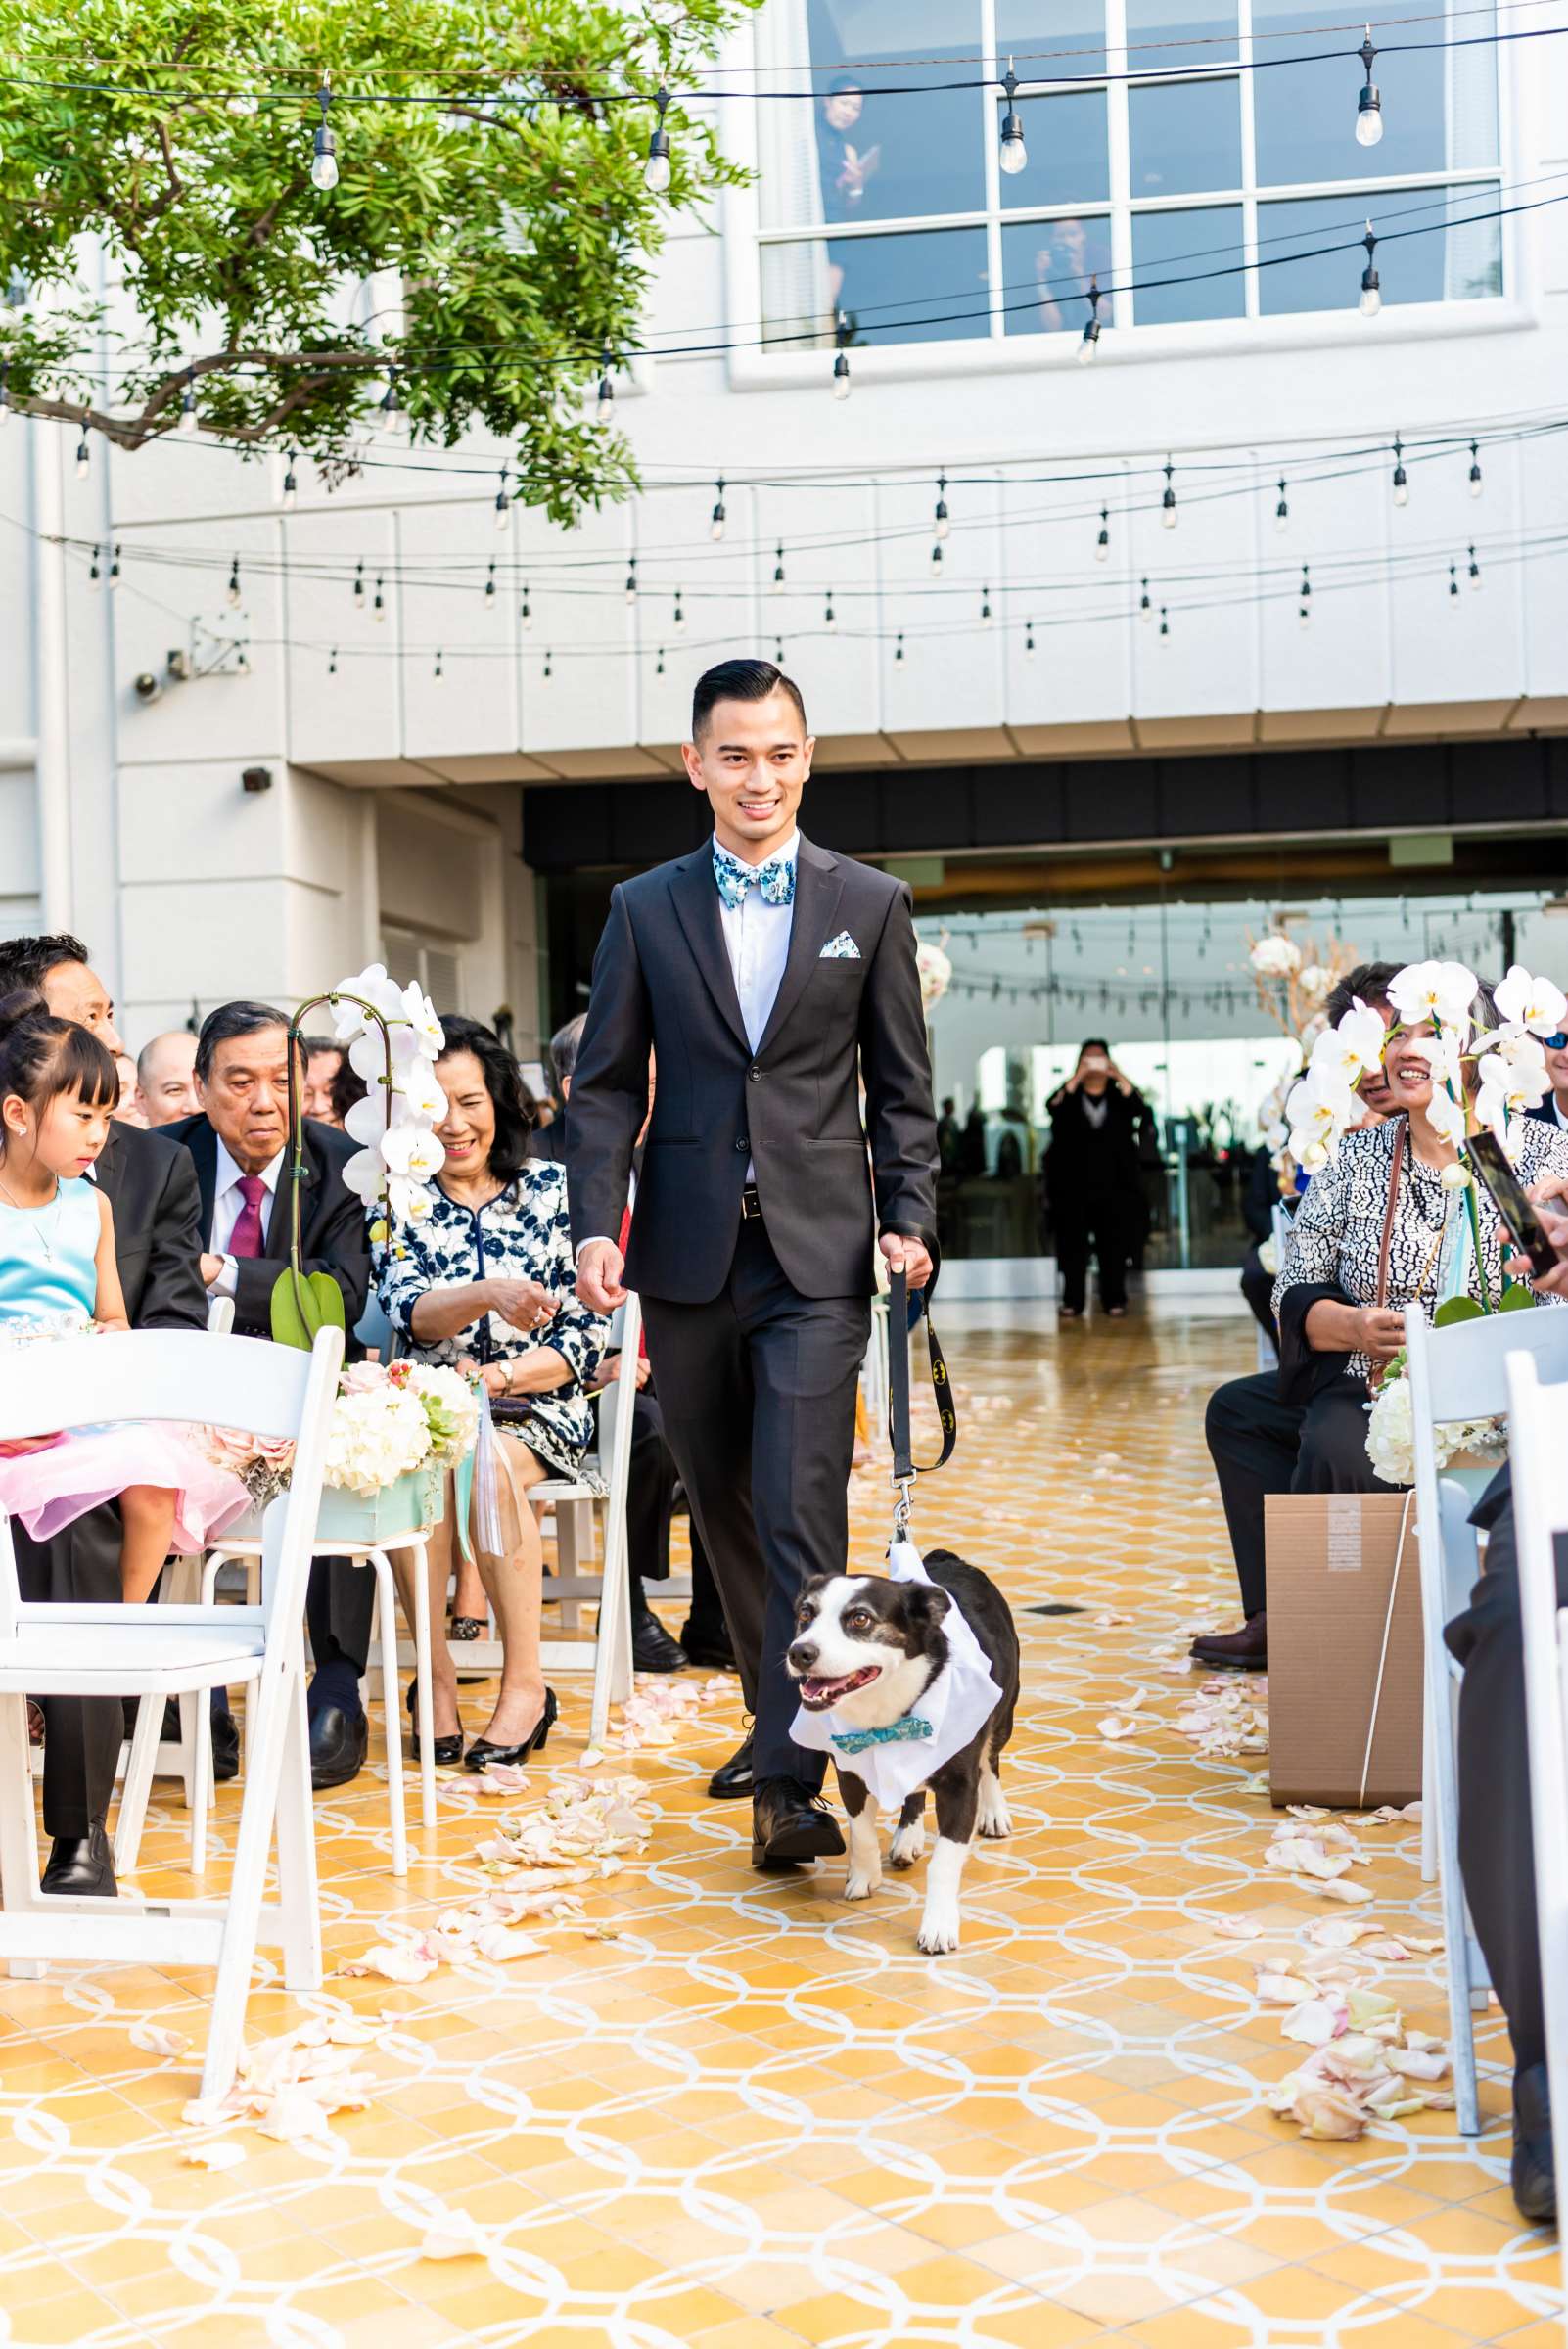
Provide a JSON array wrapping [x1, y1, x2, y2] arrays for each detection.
[[1267, 1493, 1424, 1810]]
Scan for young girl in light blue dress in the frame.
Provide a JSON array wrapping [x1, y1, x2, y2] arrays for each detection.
[[0, 994, 245, 1596]]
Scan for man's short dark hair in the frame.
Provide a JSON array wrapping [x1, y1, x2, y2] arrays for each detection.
[[195, 1000, 294, 1082], [1324, 961, 1401, 1028], [0, 934, 91, 997], [300, 1034, 340, 1062], [549, 1012, 587, 1093], [691, 659, 807, 743]]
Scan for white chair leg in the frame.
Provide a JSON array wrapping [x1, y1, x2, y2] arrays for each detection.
[[272, 1666, 323, 1994], [410, 1534, 436, 1835], [200, 1653, 295, 2103], [0, 1692, 46, 1978], [1420, 1677, 1438, 1884], [368, 1550, 407, 1879], [115, 1693, 162, 1874], [238, 1556, 261, 1768], [1433, 1685, 1481, 2136], [556, 1503, 583, 1632]]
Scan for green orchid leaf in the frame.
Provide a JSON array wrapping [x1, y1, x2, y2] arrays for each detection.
[[1433, 1295, 1486, 1326], [1499, 1281, 1538, 1312], [269, 1268, 316, 1351], [308, 1271, 346, 1333]]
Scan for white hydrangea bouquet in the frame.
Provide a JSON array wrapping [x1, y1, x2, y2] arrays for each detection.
[[202, 1359, 480, 1504], [270, 964, 448, 1349], [1280, 957, 1564, 1483]]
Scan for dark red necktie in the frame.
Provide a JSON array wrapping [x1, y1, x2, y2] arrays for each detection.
[[229, 1174, 268, 1259]]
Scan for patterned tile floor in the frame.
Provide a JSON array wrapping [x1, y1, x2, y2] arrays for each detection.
[[1, 1300, 1561, 2348]]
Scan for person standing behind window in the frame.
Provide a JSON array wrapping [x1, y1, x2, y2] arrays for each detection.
[[1045, 1040, 1147, 1319]]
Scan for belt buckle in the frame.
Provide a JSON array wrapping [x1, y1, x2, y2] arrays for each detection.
[[741, 1186, 762, 1221]]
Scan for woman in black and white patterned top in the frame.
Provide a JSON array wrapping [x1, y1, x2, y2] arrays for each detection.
[[376, 1016, 608, 1773]]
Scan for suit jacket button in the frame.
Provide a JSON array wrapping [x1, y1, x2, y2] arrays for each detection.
[[734, 1136, 749, 1152], [748, 1066, 762, 1083]]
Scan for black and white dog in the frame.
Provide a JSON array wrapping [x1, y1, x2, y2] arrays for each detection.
[[786, 1548, 1020, 1954]]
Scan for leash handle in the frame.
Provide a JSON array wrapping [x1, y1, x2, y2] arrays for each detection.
[[886, 1265, 956, 1538]]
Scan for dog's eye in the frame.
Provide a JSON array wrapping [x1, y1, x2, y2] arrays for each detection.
[[844, 1610, 871, 1632]]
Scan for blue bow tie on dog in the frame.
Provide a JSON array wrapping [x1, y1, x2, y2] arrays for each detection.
[[713, 842, 796, 910], [830, 1715, 935, 1755]]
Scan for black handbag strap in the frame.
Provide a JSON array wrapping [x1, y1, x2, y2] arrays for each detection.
[[887, 1267, 957, 1535]]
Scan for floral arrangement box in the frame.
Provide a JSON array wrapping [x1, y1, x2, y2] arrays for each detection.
[[1267, 1493, 1423, 1810], [227, 1465, 447, 1547]]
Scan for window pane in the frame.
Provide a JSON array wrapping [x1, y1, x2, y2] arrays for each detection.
[[1126, 0, 1238, 69], [996, 0, 1108, 84], [1252, 0, 1498, 185], [757, 0, 986, 231], [1129, 78, 1242, 198], [760, 228, 992, 346], [1001, 217, 1114, 333], [1131, 205, 1246, 323], [1258, 189, 1502, 314], [996, 91, 1110, 207]]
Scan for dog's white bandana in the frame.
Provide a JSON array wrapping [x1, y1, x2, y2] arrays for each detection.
[[790, 1539, 1005, 1807]]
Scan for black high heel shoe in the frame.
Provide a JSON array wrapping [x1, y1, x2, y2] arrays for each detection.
[[406, 1681, 464, 1767], [464, 1686, 557, 1774]]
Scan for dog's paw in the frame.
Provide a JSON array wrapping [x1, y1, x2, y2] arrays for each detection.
[[976, 1794, 1012, 1840], [844, 1865, 881, 1903], [888, 1821, 926, 1870], [916, 1907, 960, 1956]]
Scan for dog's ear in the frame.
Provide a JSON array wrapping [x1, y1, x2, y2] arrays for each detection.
[[899, 1582, 952, 1634], [797, 1574, 833, 1615]]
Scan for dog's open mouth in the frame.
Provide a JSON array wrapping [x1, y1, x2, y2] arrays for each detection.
[[797, 1665, 882, 1711]]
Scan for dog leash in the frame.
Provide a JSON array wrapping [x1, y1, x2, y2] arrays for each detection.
[[886, 1265, 957, 1542]]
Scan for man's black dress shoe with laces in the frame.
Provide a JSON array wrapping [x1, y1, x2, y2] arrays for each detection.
[[708, 1732, 755, 1801], [1513, 2061, 1556, 2223], [41, 1819, 116, 1898], [632, 1600, 688, 1674], [751, 1776, 845, 1868], [308, 1704, 368, 1790]]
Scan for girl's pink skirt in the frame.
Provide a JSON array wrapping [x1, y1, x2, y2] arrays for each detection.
[[0, 1428, 249, 1549]]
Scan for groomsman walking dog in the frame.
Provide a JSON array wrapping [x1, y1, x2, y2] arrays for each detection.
[[569, 659, 940, 1868]]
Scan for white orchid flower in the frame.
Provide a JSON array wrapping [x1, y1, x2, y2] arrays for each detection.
[[347, 1027, 392, 1082], [1425, 1086, 1468, 1149], [382, 1123, 446, 1182], [398, 982, 446, 1063], [1286, 1071, 1358, 1171], [1494, 963, 1568, 1039], [341, 1147, 387, 1207], [328, 963, 405, 1041], [392, 1058, 447, 1123], [1310, 997, 1386, 1089], [1474, 1048, 1550, 1110], [387, 1174, 436, 1224], [1404, 1029, 1465, 1093], [1387, 959, 1478, 1035], [345, 1092, 390, 1148]]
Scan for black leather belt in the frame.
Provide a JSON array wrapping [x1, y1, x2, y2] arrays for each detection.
[[740, 1184, 764, 1221]]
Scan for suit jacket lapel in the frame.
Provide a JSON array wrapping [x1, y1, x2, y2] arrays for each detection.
[[669, 851, 751, 1055], [758, 837, 846, 1056], [187, 1120, 219, 1244]]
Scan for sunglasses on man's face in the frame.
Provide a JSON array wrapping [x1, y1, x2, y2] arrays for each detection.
[[1544, 1033, 1568, 1052]]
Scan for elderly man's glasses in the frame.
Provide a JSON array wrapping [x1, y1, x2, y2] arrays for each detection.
[[1543, 1032, 1568, 1052]]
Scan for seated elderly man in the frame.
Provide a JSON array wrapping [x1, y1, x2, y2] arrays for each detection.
[[1192, 963, 1401, 1671], [133, 1030, 200, 1128]]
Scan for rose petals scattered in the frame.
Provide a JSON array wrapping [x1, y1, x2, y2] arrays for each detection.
[[1317, 1877, 1374, 1906], [1281, 1997, 1349, 2047], [1384, 2046, 1451, 2081], [1294, 2082, 1368, 2140], [1210, 1916, 1263, 1941], [180, 2140, 247, 2170], [420, 2209, 489, 2261], [130, 2023, 190, 2058], [1257, 1971, 1316, 2005], [1304, 1916, 1372, 1949], [340, 1941, 440, 1984], [1097, 1717, 1139, 1741]]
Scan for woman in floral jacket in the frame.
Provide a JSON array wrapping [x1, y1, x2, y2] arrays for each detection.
[[377, 1015, 608, 1772]]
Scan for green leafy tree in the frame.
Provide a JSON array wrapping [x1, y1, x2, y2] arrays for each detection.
[[0, 0, 755, 520]]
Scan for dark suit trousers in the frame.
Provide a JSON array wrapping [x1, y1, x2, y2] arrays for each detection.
[[1056, 1198, 1130, 1313], [1206, 1369, 1391, 1619], [1446, 1484, 1562, 2076], [305, 1561, 375, 1688], [1239, 1248, 1278, 1348], [642, 1217, 871, 1788], [13, 1508, 122, 1838]]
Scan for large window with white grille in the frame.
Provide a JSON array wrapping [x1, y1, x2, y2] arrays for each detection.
[[755, 0, 1502, 348]]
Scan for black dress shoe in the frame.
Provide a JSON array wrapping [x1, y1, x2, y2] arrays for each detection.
[[632, 1603, 688, 1674], [406, 1680, 463, 1767], [308, 1704, 368, 1790], [751, 1776, 845, 1869], [464, 1687, 557, 1774], [1189, 1613, 1268, 1671], [708, 1732, 755, 1801], [681, 1626, 739, 1673], [1513, 2061, 1557, 2223], [210, 1706, 240, 1784], [41, 1819, 116, 1898]]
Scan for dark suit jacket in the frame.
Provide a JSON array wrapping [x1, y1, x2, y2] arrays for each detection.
[[567, 832, 938, 1304], [1526, 1097, 1568, 1133], [163, 1113, 371, 1340], [93, 1121, 208, 1332]]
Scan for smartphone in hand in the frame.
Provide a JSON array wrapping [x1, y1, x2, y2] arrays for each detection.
[[1465, 1130, 1565, 1279]]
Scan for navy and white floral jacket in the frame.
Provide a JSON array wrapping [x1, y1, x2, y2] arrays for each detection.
[[374, 1161, 609, 1479]]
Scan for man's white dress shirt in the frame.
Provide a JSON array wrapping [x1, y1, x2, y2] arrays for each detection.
[[1550, 1094, 1568, 1131], [208, 1139, 284, 1299]]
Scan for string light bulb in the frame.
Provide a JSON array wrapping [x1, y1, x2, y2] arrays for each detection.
[[710, 477, 726, 541], [1468, 439, 1483, 496], [673, 588, 686, 634], [1095, 507, 1109, 563], [521, 586, 532, 630], [485, 562, 497, 607], [624, 557, 638, 603], [1359, 222, 1382, 317], [1159, 606, 1170, 640], [108, 544, 120, 588], [1468, 543, 1482, 591], [832, 311, 852, 400], [373, 575, 385, 622], [645, 86, 672, 195], [1298, 565, 1312, 626], [379, 367, 401, 423], [1392, 434, 1408, 506], [434, 648, 444, 682], [1025, 620, 1037, 658], [998, 60, 1027, 176], [1356, 31, 1383, 146], [494, 468, 510, 530], [281, 449, 298, 510], [934, 470, 949, 540], [226, 554, 242, 610], [1078, 283, 1101, 365], [88, 544, 101, 588], [178, 368, 197, 432], [541, 650, 553, 685], [772, 542, 786, 592], [980, 586, 992, 626], [1160, 458, 1177, 529], [1449, 562, 1460, 604], [311, 71, 339, 191], [930, 538, 944, 579], [1274, 479, 1290, 530], [894, 632, 904, 665], [824, 589, 837, 630], [1139, 576, 1152, 622], [774, 638, 786, 667], [596, 345, 614, 426], [74, 431, 89, 479], [328, 648, 338, 676]]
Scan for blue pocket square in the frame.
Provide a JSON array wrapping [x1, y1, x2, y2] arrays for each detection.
[[820, 932, 861, 961]]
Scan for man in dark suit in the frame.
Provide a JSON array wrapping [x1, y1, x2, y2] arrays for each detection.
[[0, 935, 209, 1896], [164, 1002, 372, 1788], [569, 659, 938, 1867], [1525, 1018, 1568, 1135]]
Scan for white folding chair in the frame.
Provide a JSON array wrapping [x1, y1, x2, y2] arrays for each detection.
[[0, 1325, 342, 2101], [863, 1295, 891, 1437], [1503, 1349, 1568, 2327], [1254, 1203, 1291, 1371], [1406, 1304, 1568, 2137]]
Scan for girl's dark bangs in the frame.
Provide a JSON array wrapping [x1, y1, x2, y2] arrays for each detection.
[[59, 1025, 118, 1108]]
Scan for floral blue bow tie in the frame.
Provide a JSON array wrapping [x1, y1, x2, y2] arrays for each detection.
[[830, 1715, 935, 1755], [713, 842, 796, 911]]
